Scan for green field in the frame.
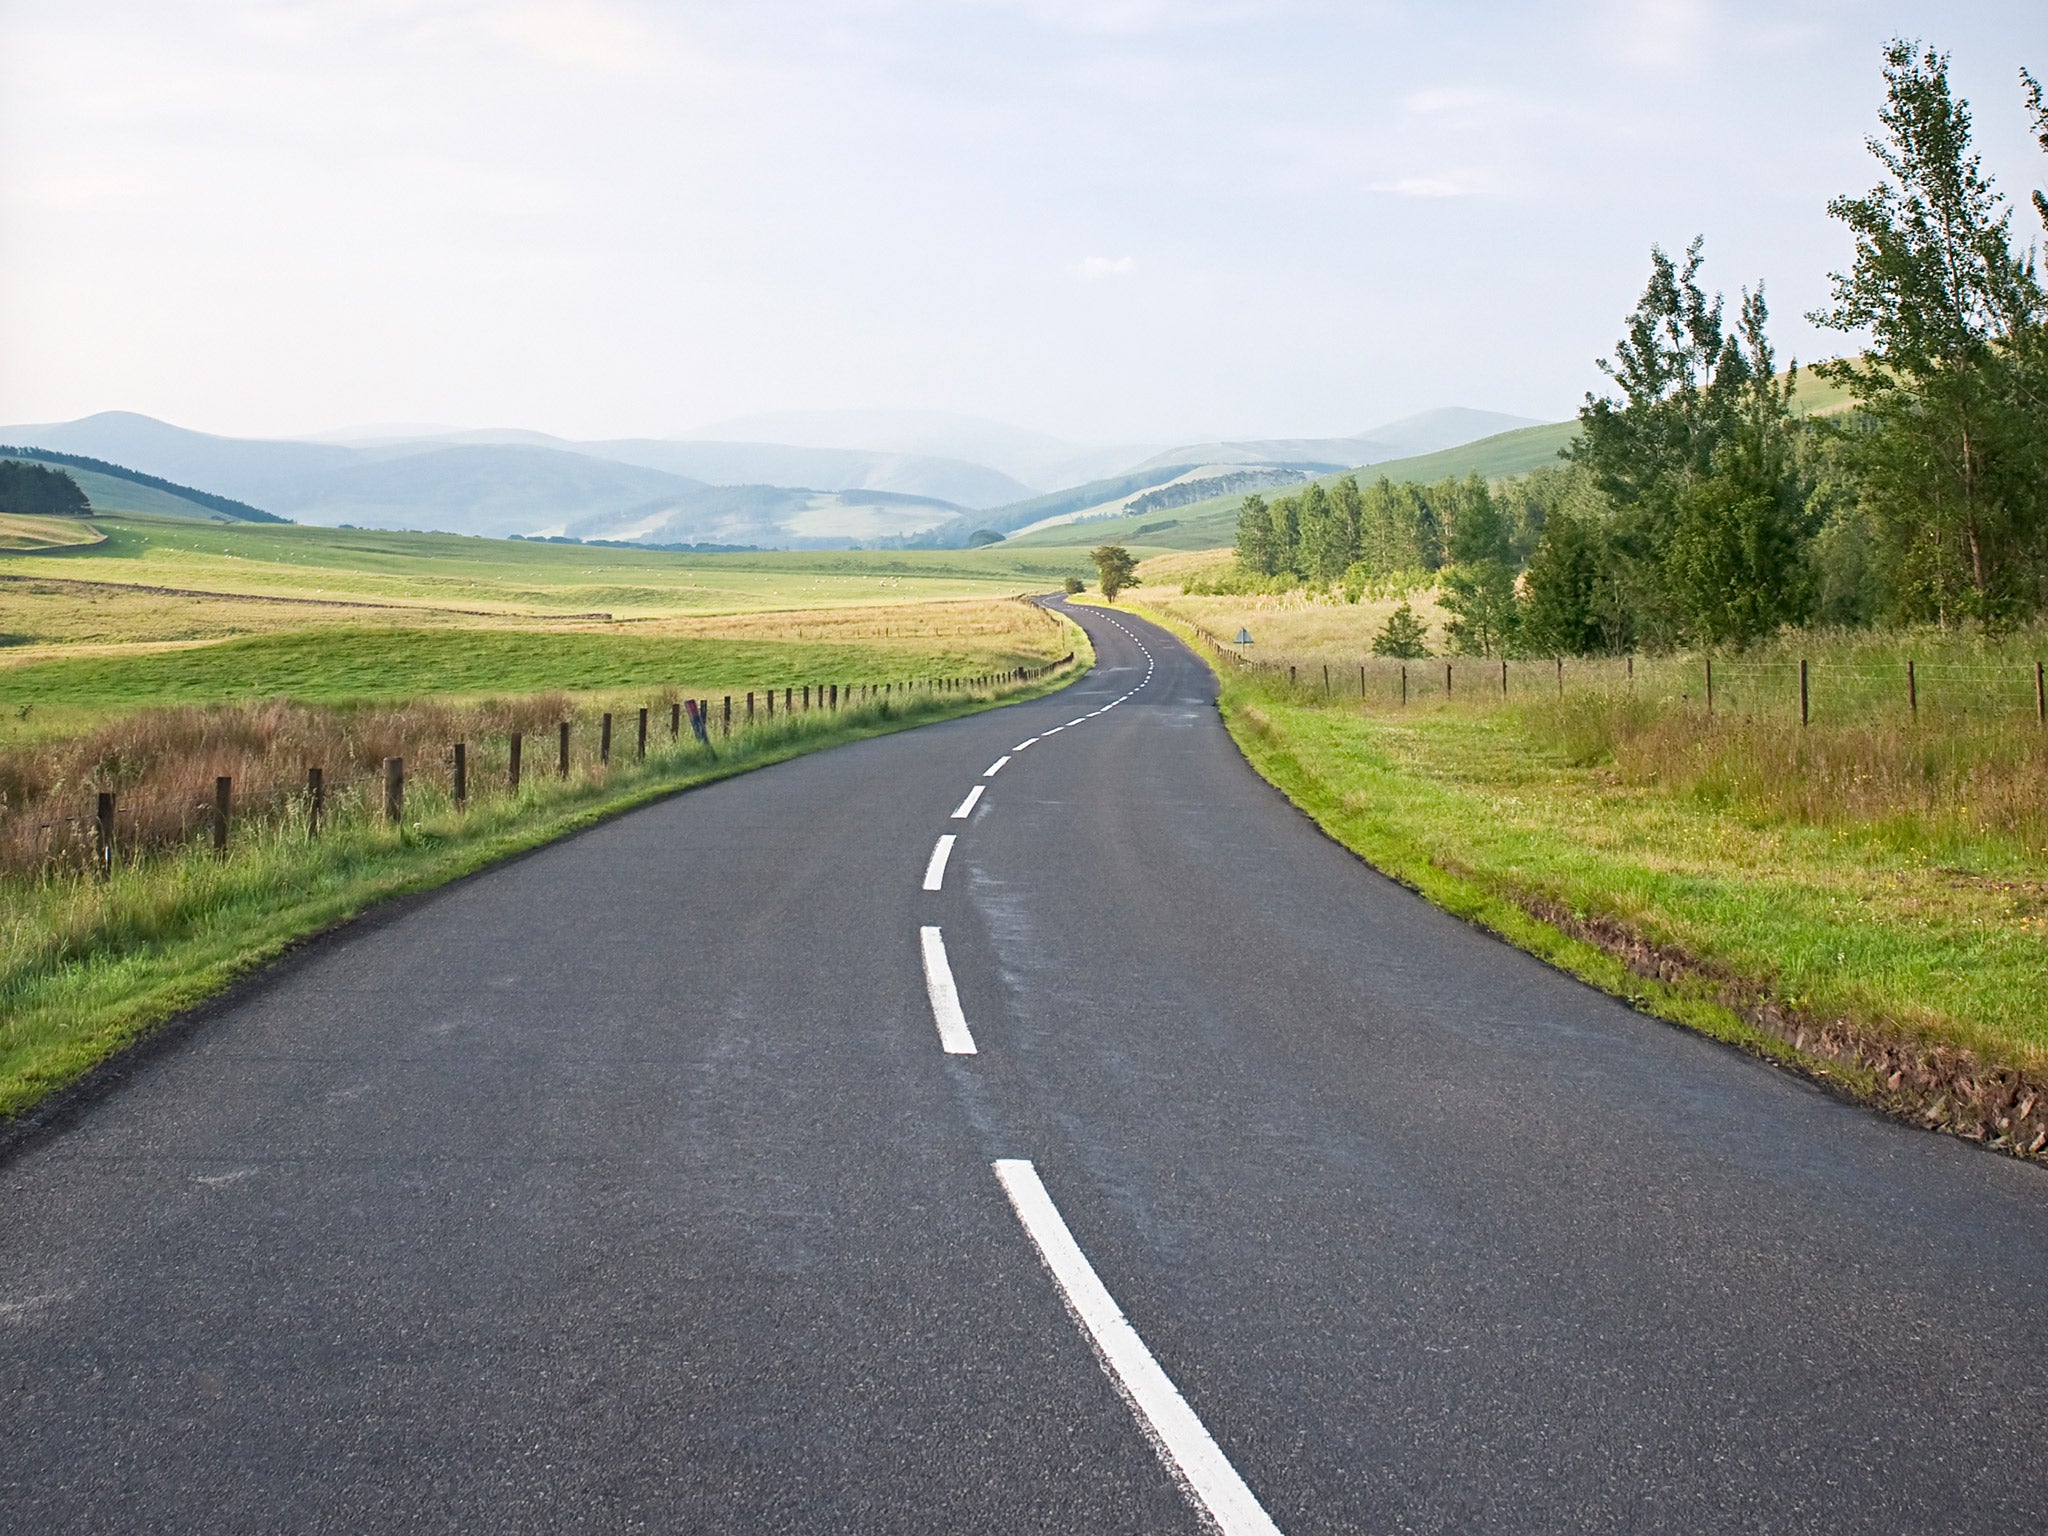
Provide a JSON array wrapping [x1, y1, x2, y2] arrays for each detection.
[[0, 624, 1060, 713]]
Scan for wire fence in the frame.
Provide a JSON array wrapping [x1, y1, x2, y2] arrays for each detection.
[[1, 656, 1075, 880], [1188, 623, 2048, 728]]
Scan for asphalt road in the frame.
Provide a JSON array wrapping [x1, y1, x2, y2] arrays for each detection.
[[4, 598, 2045, 1533]]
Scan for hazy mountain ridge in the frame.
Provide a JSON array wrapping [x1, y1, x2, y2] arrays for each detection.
[[0, 406, 1557, 548]]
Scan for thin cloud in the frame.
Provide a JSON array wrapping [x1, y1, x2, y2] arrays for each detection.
[[1073, 255, 1138, 279]]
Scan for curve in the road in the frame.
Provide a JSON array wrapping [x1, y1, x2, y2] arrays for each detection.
[[1, 597, 2043, 1535]]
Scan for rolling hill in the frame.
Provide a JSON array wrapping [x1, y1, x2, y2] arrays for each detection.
[[1001, 419, 1579, 551]]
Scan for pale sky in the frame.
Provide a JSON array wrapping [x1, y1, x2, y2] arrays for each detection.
[[1, 1, 2043, 446]]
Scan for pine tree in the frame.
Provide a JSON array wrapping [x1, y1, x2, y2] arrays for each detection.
[[1372, 601, 1431, 658]]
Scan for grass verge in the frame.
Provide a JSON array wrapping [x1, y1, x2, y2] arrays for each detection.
[[1120, 600, 2048, 1163], [0, 632, 1090, 1121]]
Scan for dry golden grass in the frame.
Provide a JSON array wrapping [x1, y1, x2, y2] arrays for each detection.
[[1137, 572, 1457, 659], [0, 517, 105, 552]]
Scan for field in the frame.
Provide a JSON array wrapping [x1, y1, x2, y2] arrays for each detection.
[[0, 515, 105, 552], [1115, 568, 2048, 1159], [0, 512, 1102, 1117]]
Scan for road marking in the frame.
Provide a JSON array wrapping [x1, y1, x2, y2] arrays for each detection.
[[922, 834, 956, 892], [1066, 717, 1087, 726], [984, 755, 1011, 777], [992, 1160, 1283, 1536], [951, 785, 985, 819], [1043, 726, 1065, 735], [920, 927, 976, 1054], [1013, 737, 1039, 750]]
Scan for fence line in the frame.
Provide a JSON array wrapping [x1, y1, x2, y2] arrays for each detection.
[[1183, 621, 2048, 726], [4, 654, 1077, 879]]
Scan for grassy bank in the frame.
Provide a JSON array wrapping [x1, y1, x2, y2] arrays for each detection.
[[1117, 590, 2048, 1160], [0, 641, 1088, 1120]]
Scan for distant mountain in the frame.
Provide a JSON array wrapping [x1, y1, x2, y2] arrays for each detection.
[[300, 425, 1035, 509], [680, 409, 1157, 491], [0, 442, 282, 522], [0, 414, 975, 545], [1130, 407, 1543, 477]]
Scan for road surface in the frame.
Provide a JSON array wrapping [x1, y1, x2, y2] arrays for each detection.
[[4, 599, 2045, 1533]]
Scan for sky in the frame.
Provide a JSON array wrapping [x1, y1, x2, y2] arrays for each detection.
[[1, 0, 2043, 448]]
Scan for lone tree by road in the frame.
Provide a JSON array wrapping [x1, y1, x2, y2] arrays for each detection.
[[1063, 575, 1084, 594], [1092, 545, 1139, 601]]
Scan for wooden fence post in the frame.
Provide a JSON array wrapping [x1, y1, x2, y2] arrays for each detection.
[[453, 742, 467, 807], [831, 683, 839, 709], [1907, 660, 1917, 718], [600, 712, 613, 764], [1500, 658, 1508, 697], [213, 775, 231, 855], [1800, 659, 1809, 727], [637, 708, 648, 760], [384, 757, 404, 824], [671, 700, 682, 739], [559, 722, 570, 776], [1705, 657, 1714, 716], [307, 766, 324, 838], [767, 688, 775, 718], [747, 692, 756, 724], [1556, 657, 1563, 698], [2037, 661, 2044, 726], [1444, 661, 1452, 696], [723, 696, 732, 736], [1401, 664, 1408, 706], [508, 735, 522, 792], [96, 790, 115, 878]]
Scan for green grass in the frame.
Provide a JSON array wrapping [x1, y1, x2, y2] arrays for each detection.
[[0, 625, 1059, 716], [0, 514, 1103, 618], [0, 644, 1091, 1120]]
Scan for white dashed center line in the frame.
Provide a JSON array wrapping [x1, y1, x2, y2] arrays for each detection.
[[993, 1160, 1284, 1536], [922, 834, 956, 892], [920, 928, 976, 1054], [951, 785, 985, 819], [1013, 737, 1039, 751], [983, 756, 1011, 777]]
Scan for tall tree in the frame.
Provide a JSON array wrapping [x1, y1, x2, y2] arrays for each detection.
[[1812, 41, 2048, 625], [1438, 476, 1519, 656], [1664, 288, 1816, 645], [1234, 494, 1280, 575]]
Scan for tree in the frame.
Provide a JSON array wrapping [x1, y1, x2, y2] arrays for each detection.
[[1372, 601, 1430, 658], [1438, 475, 1520, 655], [1297, 478, 1360, 584], [1811, 41, 2048, 625], [1092, 545, 1139, 601], [0, 461, 90, 517], [1234, 494, 1280, 575], [1519, 509, 1607, 655], [1665, 287, 1816, 645], [1062, 575, 1084, 595]]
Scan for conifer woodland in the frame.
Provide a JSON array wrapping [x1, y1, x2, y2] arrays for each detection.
[[1231, 42, 2048, 657]]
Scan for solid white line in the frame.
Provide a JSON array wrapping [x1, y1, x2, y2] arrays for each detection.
[[951, 784, 985, 819], [922, 834, 956, 892], [984, 755, 1011, 777], [920, 927, 977, 1054], [993, 1161, 1283, 1536], [1013, 737, 1039, 750]]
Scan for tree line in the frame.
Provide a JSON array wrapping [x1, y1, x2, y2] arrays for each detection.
[[1232, 40, 2048, 655], [0, 460, 90, 518]]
